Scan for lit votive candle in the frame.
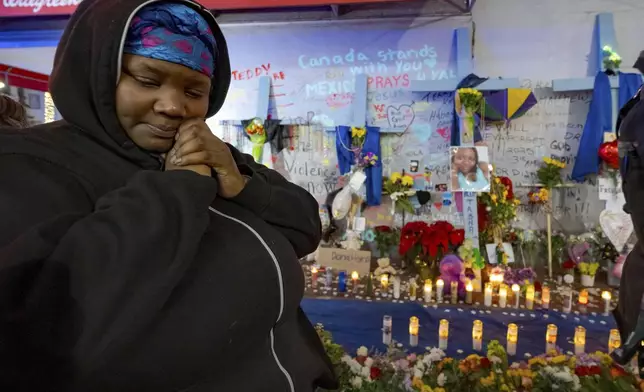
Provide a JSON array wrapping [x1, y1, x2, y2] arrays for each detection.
[[439, 319, 449, 350], [436, 279, 444, 303], [423, 279, 432, 303], [525, 284, 535, 310], [578, 289, 589, 314], [465, 281, 473, 304], [392, 276, 401, 299], [484, 283, 493, 307], [499, 284, 508, 308], [490, 272, 504, 287], [409, 280, 417, 301], [472, 320, 483, 351], [383, 315, 392, 345], [380, 274, 389, 297], [574, 326, 586, 355], [608, 329, 621, 353], [507, 323, 518, 356], [351, 271, 359, 294], [311, 266, 318, 288], [450, 281, 458, 304], [602, 291, 612, 316], [541, 287, 550, 310], [409, 316, 419, 347], [512, 284, 520, 309], [546, 324, 558, 353]]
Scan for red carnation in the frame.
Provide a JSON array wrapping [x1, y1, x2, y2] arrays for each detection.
[[479, 357, 491, 368], [370, 366, 382, 380]]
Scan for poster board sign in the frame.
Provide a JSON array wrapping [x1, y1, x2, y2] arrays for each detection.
[[317, 248, 371, 276]]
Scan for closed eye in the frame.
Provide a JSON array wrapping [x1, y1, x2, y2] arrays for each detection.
[[136, 77, 160, 88]]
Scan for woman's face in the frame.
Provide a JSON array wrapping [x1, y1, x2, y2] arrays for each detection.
[[454, 148, 477, 173], [115, 54, 211, 152]]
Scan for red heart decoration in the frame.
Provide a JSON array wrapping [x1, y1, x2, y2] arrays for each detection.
[[271, 155, 278, 164], [598, 140, 619, 169], [433, 202, 442, 211]]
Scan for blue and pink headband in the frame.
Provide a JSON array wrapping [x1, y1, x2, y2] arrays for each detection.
[[124, 2, 216, 77]]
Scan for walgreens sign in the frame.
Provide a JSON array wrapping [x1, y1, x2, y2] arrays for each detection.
[[0, 0, 406, 17]]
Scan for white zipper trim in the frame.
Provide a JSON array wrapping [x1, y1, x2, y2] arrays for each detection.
[[209, 207, 295, 392]]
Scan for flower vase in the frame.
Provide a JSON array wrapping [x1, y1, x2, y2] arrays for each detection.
[[458, 108, 477, 145], [580, 274, 595, 287]]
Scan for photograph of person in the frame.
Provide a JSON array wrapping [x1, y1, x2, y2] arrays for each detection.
[[450, 146, 491, 192]]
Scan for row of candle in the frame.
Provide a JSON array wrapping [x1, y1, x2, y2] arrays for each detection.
[[310, 268, 614, 316], [385, 316, 622, 356]]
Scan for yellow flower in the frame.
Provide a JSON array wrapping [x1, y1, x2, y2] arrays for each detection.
[[390, 172, 402, 183], [491, 194, 498, 203], [500, 385, 511, 392], [480, 372, 496, 386], [551, 355, 567, 364], [351, 127, 366, 138], [543, 157, 551, 164], [443, 358, 453, 364], [528, 357, 547, 367], [494, 177, 501, 184], [402, 175, 414, 187], [422, 386, 434, 392], [513, 199, 521, 206], [502, 190, 508, 199], [412, 377, 424, 389]]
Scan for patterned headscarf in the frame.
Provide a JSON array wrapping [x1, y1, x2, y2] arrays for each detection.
[[124, 2, 217, 77]]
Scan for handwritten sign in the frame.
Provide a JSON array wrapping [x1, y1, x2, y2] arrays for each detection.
[[598, 177, 620, 200], [462, 192, 479, 248], [317, 248, 372, 276]]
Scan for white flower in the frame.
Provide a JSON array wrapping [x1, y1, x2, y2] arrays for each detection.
[[563, 274, 574, 284], [351, 376, 363, 388], [490, 355, 502, 364], [361, 366, 371, 379], [413, 368, 423, 379], [572, 375, 581, 391], [437, 373, 446, 387], [553, 371, 573, 383], [357, 346, 369, 357], [364, 357, 374, 368], [341, 355, 352, 365]]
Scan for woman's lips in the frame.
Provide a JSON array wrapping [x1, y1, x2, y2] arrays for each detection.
[[146, 124, 177, 139]]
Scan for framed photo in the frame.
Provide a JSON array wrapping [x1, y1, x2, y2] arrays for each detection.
[[486, 243, 515, 265], [450, 146, 491, 192]]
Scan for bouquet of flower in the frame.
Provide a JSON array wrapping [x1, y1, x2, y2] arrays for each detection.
[[478, 175, 521, 244], [399, 221, 465, 279], [351, 127, 366, 149], [373, 226, 400, 257], [383, 172, 416, 214], [603, 45, 622, 72], [536, 157, 565, 190], [362, 152, 379, 167], [503, 267, 538, 288], [528, 188, 550, 205], [244, 117, 267, 162], [578, 261, 600, 277], [456, 88, 483, 144], [316, 323, 642, 392]]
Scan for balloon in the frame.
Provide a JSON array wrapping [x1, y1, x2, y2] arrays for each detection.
[[599, 140, 619, 169], [568, 242, 590, 263], [331, 187, 352, 219]]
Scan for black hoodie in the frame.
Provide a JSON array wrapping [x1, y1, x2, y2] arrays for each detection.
[[0, 0, 337, 390]]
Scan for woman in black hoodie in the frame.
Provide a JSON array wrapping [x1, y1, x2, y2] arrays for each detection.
[[0, 1, 336, 391]]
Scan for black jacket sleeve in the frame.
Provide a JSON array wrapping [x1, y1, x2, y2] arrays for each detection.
[[0, 154, 218, 389], [225, 144, 322, 258]]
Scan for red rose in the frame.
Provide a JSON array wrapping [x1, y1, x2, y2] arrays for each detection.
[[480, 357, 491, 368], [562, 260, 576, 270], [370, 366, 382, 380], [449, 229, 465, 246], [375, 225, 392, 233]]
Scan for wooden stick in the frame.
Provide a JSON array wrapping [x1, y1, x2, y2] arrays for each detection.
[[546, 209, 553, 279]]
